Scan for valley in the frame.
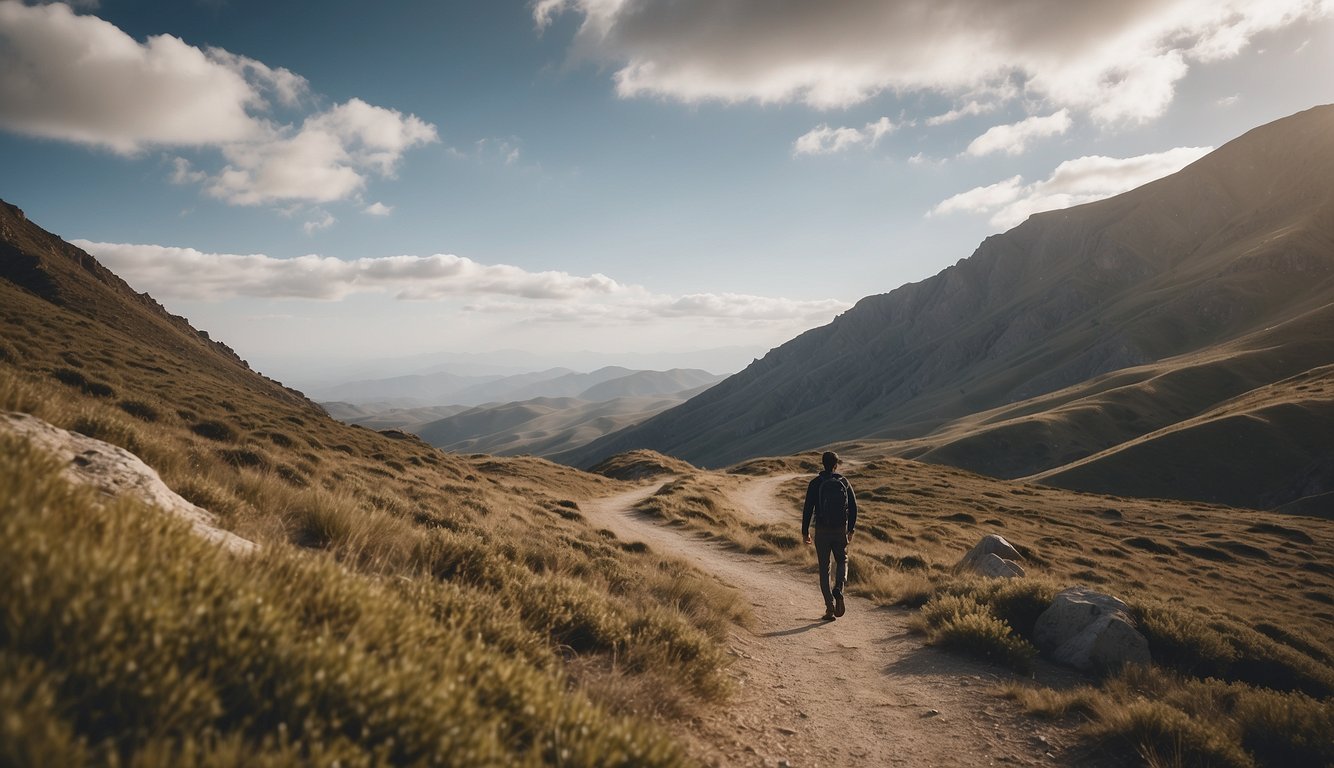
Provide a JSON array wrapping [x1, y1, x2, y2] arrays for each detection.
[[2, 104, 1333, 768]]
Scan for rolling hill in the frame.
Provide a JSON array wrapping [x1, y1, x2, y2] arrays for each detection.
[[415, 387, 713, 458], [3, 192, 1332, 768], [0, 197, 746, 766], [563, 105, 1334, 511]]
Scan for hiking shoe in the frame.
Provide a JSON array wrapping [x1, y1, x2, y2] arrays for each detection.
[[834, 592, 846, 617], [821, 611, 836, 621]]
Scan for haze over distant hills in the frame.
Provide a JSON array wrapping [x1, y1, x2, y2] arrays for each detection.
[[309, 365, 723, 408], [565, 105, 1334, 512], [317, 366, 724, 458]]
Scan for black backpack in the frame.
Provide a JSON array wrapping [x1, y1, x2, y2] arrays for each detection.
[[814, 474, 849, 529]]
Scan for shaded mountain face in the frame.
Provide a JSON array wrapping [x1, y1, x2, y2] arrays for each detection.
[[566, 106, 1334, 509]]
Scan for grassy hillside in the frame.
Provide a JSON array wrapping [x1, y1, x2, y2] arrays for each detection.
[[847, 301, 1334, 510], [0, 201, 747, 765], [416, 394, 694, 458], [617, 452, 1334, 766]]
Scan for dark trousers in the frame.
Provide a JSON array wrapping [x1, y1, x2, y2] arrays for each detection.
[[814, 528, 848, 608]]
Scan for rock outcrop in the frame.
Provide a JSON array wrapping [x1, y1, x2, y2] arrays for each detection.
[[1, 411, 256, 554], [954, 534, 1026, 578], [1034, 587, 1150, 672]]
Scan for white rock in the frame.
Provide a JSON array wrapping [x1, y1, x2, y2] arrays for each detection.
[[976, 552, 1027, 578], [1, 411, 256, 554], [954, 534, 1025, 578], [1034, 587, 1149, 672]]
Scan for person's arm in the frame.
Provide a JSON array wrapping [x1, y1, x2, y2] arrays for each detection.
[[845, 479, 857, 537], [802, 477, 817, 542]]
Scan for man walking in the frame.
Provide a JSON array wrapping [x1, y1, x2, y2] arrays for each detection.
[[802, 451, 857, 621]]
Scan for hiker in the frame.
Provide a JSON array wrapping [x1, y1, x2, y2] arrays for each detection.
[[802, 451, 857, 621]]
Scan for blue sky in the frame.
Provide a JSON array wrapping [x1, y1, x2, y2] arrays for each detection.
[[2, 1, 1332, 383]]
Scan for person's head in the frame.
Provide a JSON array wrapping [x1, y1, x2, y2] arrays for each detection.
[[821, 451, 839, 472]]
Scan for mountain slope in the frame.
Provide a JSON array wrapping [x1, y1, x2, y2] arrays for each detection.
[[577, 368, 724, 400], [565, 106, 1334, 509], [0, 199, 745, 765], [417, 394, 694, 457]]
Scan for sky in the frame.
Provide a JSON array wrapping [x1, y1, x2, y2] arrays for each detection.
[[1, 0, 1332, 384]]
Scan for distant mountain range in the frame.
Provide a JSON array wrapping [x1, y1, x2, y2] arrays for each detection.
[[413, 388, 713, 457], [309, 365, 723, 408], [564, 105, 1334, 512], [317, 367, 724, 458]]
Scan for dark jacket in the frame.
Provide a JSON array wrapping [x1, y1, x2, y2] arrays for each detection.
[[802, 470, 857, 537]]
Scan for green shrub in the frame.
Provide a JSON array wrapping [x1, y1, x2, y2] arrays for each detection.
[[917, 594, 1037, 673]]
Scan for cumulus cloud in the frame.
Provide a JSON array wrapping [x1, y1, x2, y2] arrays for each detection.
[[931, 146, 1213, 228], [535, 0, 1332, 123], [0, 1, 436, 205], [363, 202, 393, 216], [0, 1, 266, 152], [207, 99, 437, 205], [965, 110, 1071, 156], [793, 117, 898, 155], [72, 240, 851, 325]]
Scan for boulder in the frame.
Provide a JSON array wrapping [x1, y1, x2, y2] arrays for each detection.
[[1034, 587, 1150, 672], [1, 411, 256, 554], [954, 534, 1026, 578]]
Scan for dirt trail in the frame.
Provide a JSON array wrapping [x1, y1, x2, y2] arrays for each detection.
[[729, 472, 804, 526], [581, 480, 1076, 768]]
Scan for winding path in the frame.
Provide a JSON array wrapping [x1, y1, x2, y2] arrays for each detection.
[[581, 479, 1076, 768]]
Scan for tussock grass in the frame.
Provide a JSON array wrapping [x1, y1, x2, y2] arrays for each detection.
[[913, 594, 1037, 673], [0, 289, 747, 764], [642, 455, 1333, 767], [0, 436, 688, 766], [1003, 666, 1333, 768]]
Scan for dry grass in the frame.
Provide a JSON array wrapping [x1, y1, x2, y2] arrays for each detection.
[[0, 435, 689, 766], [0, 276, 750, 764], [1002, 666, 1333, 767], [628, 452, 1334, 767]]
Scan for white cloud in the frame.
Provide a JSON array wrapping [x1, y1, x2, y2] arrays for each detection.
[[363, 202, 393, 216], [931, 146, 1213, 228], [302, 210, 336, 235], [1217, 94, 1241, 107], [169, 157, 207, 185], [535, 0, 1332, 123], [206, 99, 437, 205], [793, 117, 898, 155], [926, 100, 994, 126], [930, 176, 1026, 217], [965, 110, 1072, 156], [0, 1, 436, 206], [0, 1, 267, 152], [72, 240, 852, 326]]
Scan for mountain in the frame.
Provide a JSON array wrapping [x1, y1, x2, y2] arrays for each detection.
[[0, 201, 310, 411], [577, 368, 724, 400], [306, 368, 572, 407], [415, 393, 697, 457], [0, 199, 743, 764], [565, 106, 1334, 510], [310, 365, 722, 409], [320, 401, 471, 430]]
